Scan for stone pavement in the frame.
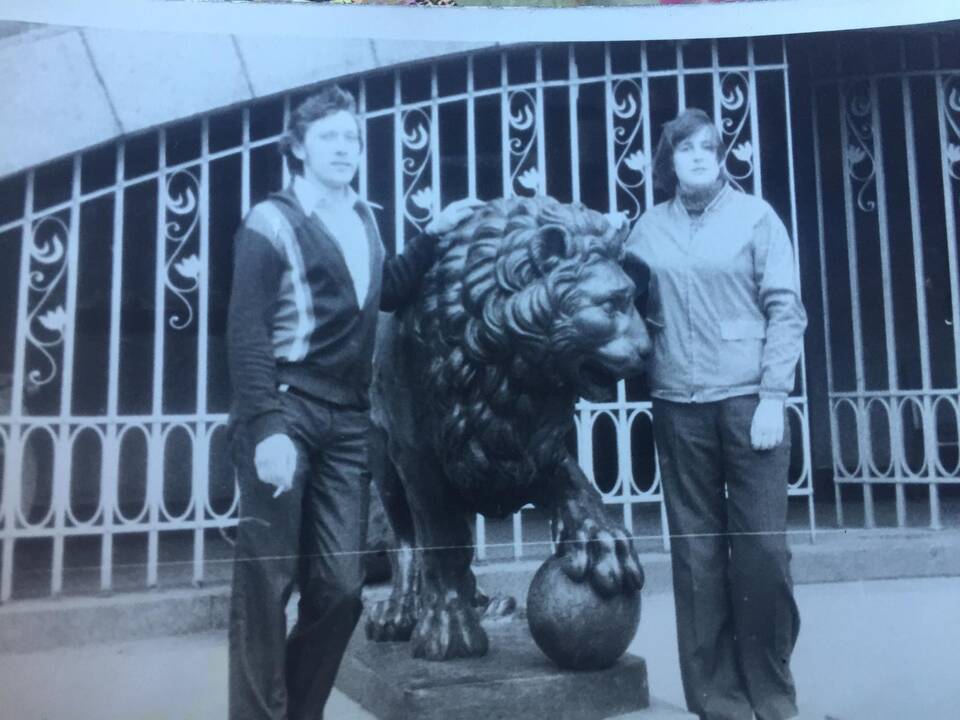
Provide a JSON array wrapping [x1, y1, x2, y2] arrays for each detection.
[[2, 576, 958, 720]]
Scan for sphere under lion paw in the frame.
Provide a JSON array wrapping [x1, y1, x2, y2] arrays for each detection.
[[526, 555, 641, 671]]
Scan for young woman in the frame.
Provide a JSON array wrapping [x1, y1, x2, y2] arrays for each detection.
[[626, 109, 807, 720]]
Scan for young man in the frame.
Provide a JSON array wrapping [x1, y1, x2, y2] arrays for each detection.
[[226, 85, 480, 720]]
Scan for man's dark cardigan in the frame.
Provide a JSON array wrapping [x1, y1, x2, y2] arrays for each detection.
[[226, 187, 435, 445]]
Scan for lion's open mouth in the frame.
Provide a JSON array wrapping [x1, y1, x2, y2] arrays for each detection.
[[577, 360, 620, 400]]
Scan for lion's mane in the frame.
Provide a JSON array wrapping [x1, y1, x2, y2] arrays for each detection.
[[407, 196, 623, 517]]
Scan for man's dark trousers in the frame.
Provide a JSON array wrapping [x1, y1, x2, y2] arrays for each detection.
[[229, 388, 369, 720], [653, 395, 800, 720]]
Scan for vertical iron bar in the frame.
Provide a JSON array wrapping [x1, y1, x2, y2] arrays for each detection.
[[900, 53, 941, 529], [867, 76, 905, 526], [513, 511, 523, 560], [241, 108, 251, 217], [782, 36, 817, 539], [837, 78, 874, 529], [500, 52, 512, 198], [676, 43, 686, 110], [811, 78, 844, 529], [193, 117, 211, 585], [641, 43, 654, 219], [50, 155, 83, 595], [359, 80, 368, 201], [604, 43, 618, 213], [711, 40, 722, 129], [1, 170, 34, 602], [430, 64, 441, 221], [102, 143, 126, 592], [475, 515, 486, 562], [568, 45, 581, 204], [393, 72, 404, 253], [467, 55, 478, 200], [148, 129, 168, 587], [282, 96, 291, 190], [535, 48, 547, 196], [747, 40, 764, 196], [619, 404, 633, 536]]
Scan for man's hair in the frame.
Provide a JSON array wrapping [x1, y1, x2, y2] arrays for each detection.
[[279, 85, 363, 177], [651, 108, 726, 194]]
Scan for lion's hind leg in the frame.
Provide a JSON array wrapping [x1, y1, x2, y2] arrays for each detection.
[[395, 449, 488, 661], [365, 423, 420, 643]]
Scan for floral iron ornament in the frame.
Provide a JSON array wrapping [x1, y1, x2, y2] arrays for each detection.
[[164, 169, 202, 331], [24, 216, 69, 387]]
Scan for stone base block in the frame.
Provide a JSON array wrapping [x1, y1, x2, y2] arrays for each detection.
[[335, 620, 694, 720]]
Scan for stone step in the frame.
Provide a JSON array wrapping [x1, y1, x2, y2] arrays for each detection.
[[2, 527, 959, 654]]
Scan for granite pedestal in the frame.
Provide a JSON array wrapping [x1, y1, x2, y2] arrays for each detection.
[[335, 617, 694, 720]]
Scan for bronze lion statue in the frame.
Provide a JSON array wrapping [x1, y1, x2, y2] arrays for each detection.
[[366, 196, 651, 660]]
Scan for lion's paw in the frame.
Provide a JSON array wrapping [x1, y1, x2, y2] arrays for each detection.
[[411, 596, 488, 660], [557, 518, 645, 598], [365, 593, 418, 642]]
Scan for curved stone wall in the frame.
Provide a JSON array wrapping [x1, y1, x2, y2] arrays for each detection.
[[0, 23, 494, 177]]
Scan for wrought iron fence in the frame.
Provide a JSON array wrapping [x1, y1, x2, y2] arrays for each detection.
[[810, 32, 960, 531], [0, 38, 812, 602]]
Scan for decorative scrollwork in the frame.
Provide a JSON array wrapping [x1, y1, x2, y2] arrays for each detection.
[[843, 81, 877, 213], [612, 78, 646, 222], [719, 71, 754, 191], [25, 215, 69, 387], [943, 75, 960, 182], [508, 90, 540, 197], [163, 169, 201, 331], [401, 108, 433, 230]]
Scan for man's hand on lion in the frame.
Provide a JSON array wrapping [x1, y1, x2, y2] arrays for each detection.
[[424, 197, 486, 237], [557, 517, 644, 598], [604, 210, 630, 236], [254, 433, 297, 496]]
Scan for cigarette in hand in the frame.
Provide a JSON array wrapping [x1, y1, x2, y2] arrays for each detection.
[[272, 486, 284, 498]]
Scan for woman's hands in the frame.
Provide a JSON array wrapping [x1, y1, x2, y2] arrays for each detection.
[[750, 397, 786, 451]]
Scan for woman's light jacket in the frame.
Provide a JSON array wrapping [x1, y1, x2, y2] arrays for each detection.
[[626, 183, 807, 403]]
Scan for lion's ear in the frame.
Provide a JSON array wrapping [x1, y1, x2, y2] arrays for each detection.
[[530, 225, 571, 275]]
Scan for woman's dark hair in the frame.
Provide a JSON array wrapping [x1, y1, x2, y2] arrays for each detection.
[[651, 108, 726, 193], [279, 85, 363, 177]]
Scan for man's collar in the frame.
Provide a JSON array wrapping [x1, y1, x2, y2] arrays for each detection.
[[292, 175, 359, 214]]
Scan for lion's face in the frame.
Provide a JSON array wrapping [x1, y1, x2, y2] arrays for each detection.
[[554, 259, 652, 402], [424, 196, 652, 406]]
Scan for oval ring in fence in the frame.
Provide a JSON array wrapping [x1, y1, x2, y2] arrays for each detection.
[[626, 407, 659, 497], [832, 397, 863, 478], [204, 421, 239, 520], [589, 409, 623, 498], [932, 394, 960, 477], [65, 424, 106, 527], [864, 397, 895, 479], [115, 423, 151, 525], [17, 424, 57, 529], [159, 423, 197, 523], [786, 402, 811, 491], [897, 395, 928, 478]]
